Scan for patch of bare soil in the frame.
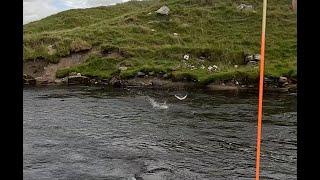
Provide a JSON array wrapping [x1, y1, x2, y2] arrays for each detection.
[[23, 49, 99, 83]]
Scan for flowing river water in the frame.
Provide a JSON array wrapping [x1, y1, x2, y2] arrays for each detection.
[[23, 86, 297, 179]]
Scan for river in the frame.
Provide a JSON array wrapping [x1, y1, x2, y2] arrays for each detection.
[[23, 86, 297, 179]]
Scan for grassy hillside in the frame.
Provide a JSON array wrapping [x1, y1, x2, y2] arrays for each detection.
[[23, 0, 296, 84]]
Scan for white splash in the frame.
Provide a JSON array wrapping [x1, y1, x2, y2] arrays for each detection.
[[146, 97, 168, 109]]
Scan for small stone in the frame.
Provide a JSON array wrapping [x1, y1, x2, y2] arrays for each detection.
[[109, 77, 122, 87], [163, 73, 168, 78], [151, 29, 156, 32], [183, 54, 190, 60], [247, 61, 258, 66], [222, 83, 225, 86], [208, 65, 218, 71], [47, 45, 56, 55], [137, 72, 146, 77], [119, 66, 128, 71], [237, 4, 253, 10], [279, 76, 288, 83], [149, 71, 155, 76], [212, 65, 218, 71], [148, 12, 152, 15], [245, 55, 254, 63], [201, 65, 205, 69], [254, 54, 260, 61], [234, 65, 238, 68], [77, 73, 81, 76], [54, 79, 62, 84], [61, 77, 68, 83], [173, 33, 178, 36], [70, 72, 77, 76], [282, 82, 289, 87]]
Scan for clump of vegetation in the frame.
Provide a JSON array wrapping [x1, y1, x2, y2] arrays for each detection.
[[24, 0, 296, 84]]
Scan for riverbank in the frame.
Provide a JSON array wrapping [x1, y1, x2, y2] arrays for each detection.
[[23, 73, 297, 93], [23, 0, 296, 90]]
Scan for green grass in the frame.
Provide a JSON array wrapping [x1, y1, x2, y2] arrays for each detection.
[[23, 0, 296, 84]]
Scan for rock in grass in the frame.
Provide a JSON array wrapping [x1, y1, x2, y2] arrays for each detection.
[[119, 66, 128, 71], [237, 4, 253, 11], [279, 76, 288, 83], [47, 45, 56, 55], [247, 61, 258, 66], [155, 5, 170, 15], [183, 54, 190, 60], [254, 54, 260, 61]]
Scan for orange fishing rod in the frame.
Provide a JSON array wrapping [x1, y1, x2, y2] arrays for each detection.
[[255, 0, 267, 179]]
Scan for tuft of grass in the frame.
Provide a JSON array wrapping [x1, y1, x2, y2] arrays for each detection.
[[24, 0, 296, 84]]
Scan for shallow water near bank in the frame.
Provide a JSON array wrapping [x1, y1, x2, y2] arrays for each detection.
[[23, 86, 296, 179]]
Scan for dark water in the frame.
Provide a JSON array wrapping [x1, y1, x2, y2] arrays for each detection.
[[23, 86, 297, 180]]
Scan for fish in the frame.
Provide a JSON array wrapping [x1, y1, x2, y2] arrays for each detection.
[[174, 94, 187, 100]]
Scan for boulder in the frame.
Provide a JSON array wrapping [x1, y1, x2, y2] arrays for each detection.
[[23, 74, 36, 85], [109, 77, 122, 87], [67, 75, 90, 85], [279, 76, 288, 83], [155, 5, 170, 15]]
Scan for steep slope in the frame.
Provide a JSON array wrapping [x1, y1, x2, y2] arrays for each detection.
[[23, 0, 296, 85]]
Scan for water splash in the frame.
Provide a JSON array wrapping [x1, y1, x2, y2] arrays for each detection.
[[146, 96, 168, 110]]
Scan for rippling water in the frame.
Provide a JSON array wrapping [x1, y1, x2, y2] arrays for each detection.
[[23, 86, 297, 180]]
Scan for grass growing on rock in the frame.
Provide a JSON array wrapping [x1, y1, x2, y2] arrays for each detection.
[[24, 0, 296, 85]]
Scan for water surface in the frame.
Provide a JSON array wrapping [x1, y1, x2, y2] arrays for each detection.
[[23, 86, 297, 179]]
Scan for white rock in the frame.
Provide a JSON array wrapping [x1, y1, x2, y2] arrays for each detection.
[[212, 65, 218, 70], [279, 76, 288, 83], [77, 73, 81, 76], [208, 66, 213, 71], [155, 5, 170, 15], [201, 65, 205, 69], [237, 4, 253, 10], [254, 54, 260, 60], [151, 29, 156, 32], [119, 66, 128, 71], [234, 65, 238, 68], [173, 33, 178, 36], [183, 54, 190, 60]]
